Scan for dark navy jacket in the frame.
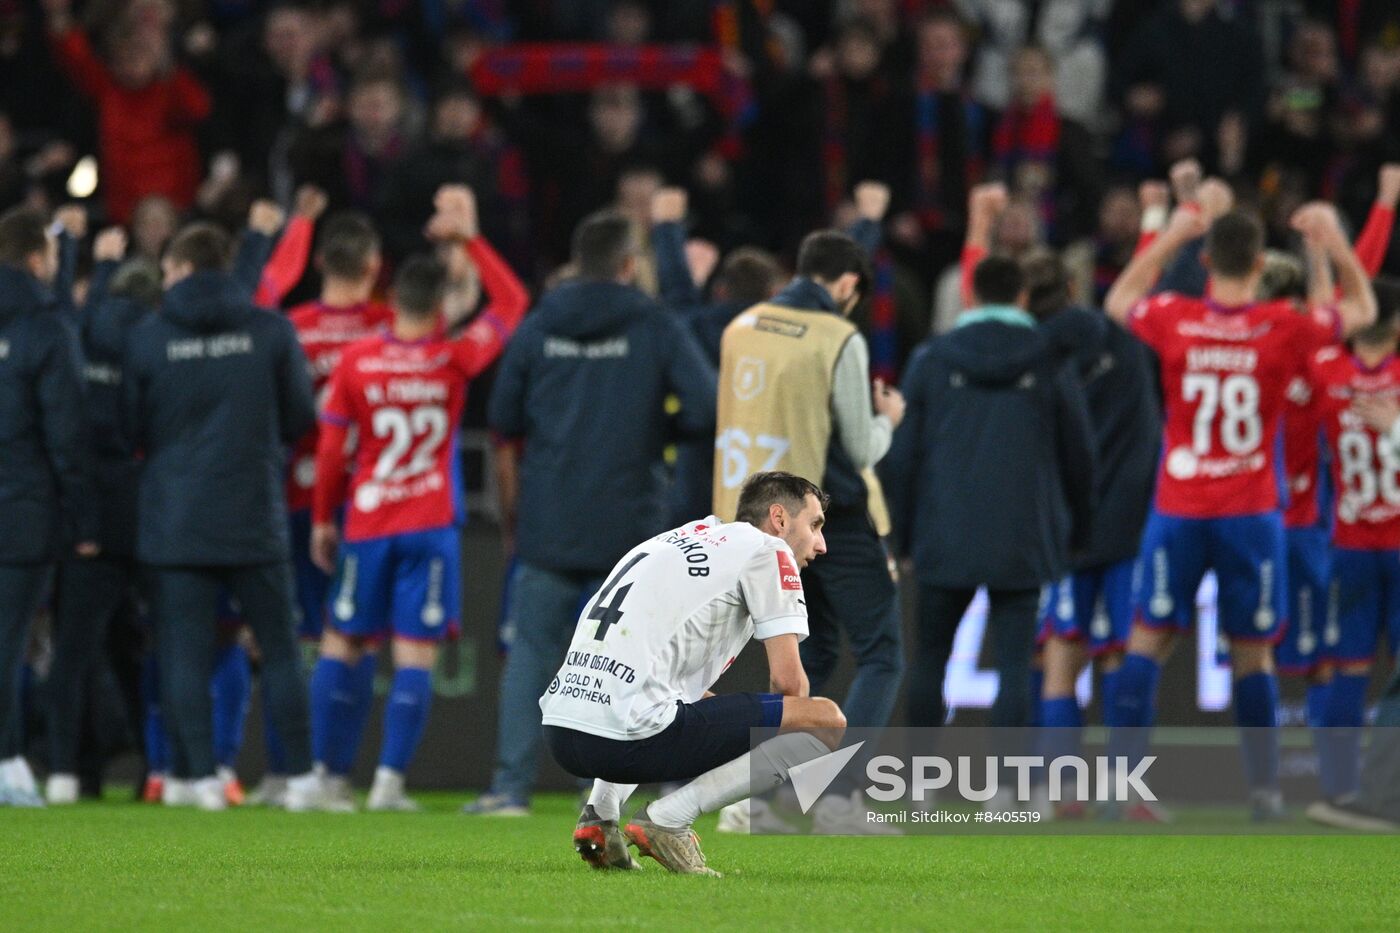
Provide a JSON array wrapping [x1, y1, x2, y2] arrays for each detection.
[[77, 261, 153, 558], [123, 270, 314, 566], [1047, 308, 1161, 570], [489, 278, 717, 574], [882, 312, 1096, 590], [0, 266, 96, 563]]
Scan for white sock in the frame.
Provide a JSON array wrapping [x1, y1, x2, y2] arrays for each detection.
[[587, 780, 638, 821], [647, 732, 829, 829]]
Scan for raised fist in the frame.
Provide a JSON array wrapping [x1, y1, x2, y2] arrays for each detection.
[[854, 181, 891, 222], [650, 187, 688, 225], [247, 200, 286, 236]]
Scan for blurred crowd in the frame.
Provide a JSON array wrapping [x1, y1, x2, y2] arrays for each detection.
[[3, 0, 1400, 370]]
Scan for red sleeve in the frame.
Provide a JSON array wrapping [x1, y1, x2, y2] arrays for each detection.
[[1126, 293, 1175, 351], [50, 27, 112, 100], [168, 68, 212, 123], [312, 370, 354, 523], [1353, 202, 1396, 279], [1133, 230, 1158, 256], [959, 243, 986, 308], [256, 216, 315, 308], [452, 235, 529, 378]]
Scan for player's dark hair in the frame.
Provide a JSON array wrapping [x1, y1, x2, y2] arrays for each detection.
[[735, 472, 829, 527], [1206, 210, 1265, 279], [0, 206, 48, 267], [572, 209, 635, 280], [1021, 249, 1069, 320], [393, 254, 448, 318], [1355, 276, 1400, 346], [317, 211, 380, 280], [109, 259, 163, 307], [972, 255, 1025, 306], [164, 223, 232, 272], [796, 230, 870, 290], [717, 247, 782, 306]]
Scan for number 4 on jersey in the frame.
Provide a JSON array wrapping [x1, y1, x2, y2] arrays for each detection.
[[587, 552, 648, 640]]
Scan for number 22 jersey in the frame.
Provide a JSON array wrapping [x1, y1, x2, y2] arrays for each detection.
[[312, 239, 526, 541], [1129, 294, 1339, 518], [539, 517, 809, 741]]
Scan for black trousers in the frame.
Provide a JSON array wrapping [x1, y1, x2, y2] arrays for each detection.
[[908, 584, 1041, 728], [0, 563, 52, 759], [150, 562, 310, 779], [47, 556, 139, 774]]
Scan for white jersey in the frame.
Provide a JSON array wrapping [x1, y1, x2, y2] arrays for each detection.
[[539, 516, 809, 740]]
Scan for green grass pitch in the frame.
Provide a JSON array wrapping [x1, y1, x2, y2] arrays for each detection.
[[3, 793, 1398, 931]]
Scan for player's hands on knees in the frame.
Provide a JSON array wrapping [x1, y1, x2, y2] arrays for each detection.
[[311, 523, 339, 574]]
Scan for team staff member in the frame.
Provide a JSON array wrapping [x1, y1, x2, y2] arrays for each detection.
[[713, 229, 905, 833], [123, 221, 318, 811], [474, 209, 717, 815], [0, 206, 96, 807]]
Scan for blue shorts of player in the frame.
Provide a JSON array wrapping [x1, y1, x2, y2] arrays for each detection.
[[1135, 510, 1286, 642], [544, 692, 784, 785], [1325, 548, 1400, 665], [289, 509, 331, 641], [1277, 525, 1330, 675], [1039, 558, 1136, 656], [328, 526, 461, 643]]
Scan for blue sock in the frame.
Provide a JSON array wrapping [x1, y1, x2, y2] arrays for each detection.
[[379, 667, 433, 772], [1324, 674, 1369, 799], [1105, 654, 1159, 771], [141, 654, 169, 774], [310, 657, 373, 776], [1306, 682, 1339, 798], [1028, 668, 1045, 727], [1234, 671, 1280, 791], [1040, 695, 1083, 796], [1100, 668, 1120, 718], [210, 643, 251, 769]]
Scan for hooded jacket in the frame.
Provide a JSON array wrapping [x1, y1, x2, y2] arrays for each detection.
[[489, 278, 716, 573], [0, 265, 95, 563], [124, 270, 314, 566], [1046, 307, 1161, 570], [882, 308, 1095, 590]]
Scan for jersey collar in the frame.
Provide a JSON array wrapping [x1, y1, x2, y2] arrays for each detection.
[[956, 304, 1036, 329]]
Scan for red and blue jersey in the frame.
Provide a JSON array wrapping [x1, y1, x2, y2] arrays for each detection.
[[1282, 372, 1323, 529], [1308, 347, 1400, 551], [1129, 293, 1338, 518], [312, 237, 527, 541], [286, 299, 394, 511]]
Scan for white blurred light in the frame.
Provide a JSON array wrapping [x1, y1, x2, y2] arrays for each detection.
[[67, 156, 98, 199]]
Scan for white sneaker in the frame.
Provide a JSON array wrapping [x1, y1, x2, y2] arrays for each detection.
[[812, 790, 903, 835], [1, 755, 40, 796], [162, 778, 196, 807], [284, 771, 356, 813], [46, 773, 80, 805], [193, 776, 228, 812], [367, 767, 421, 812], [717, 798, 800, 834], [248, 774, 289, 807]]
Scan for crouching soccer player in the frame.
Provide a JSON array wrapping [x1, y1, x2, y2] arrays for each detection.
[[301, 187, 526, 811], [540, 472, 847, 876]]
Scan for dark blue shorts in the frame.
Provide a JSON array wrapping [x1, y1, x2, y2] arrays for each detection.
[[1040, 558, 1136, 656], [1326, 547, 1400, 665], [1134, 510, 1286, 643], [545, 692, 784, 785], [288, 509, 331, 641], [1277, 525, 1330, 674]]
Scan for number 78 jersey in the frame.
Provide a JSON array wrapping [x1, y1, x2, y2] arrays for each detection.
[[1129, 294, 1339, 518], [1309, 347, 1400, 549], [539, 518, 809, 741]]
